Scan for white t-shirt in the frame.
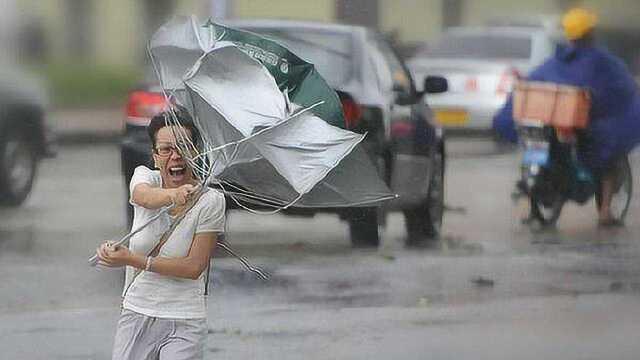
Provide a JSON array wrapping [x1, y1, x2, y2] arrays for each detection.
[[122, 166, 225, 319]]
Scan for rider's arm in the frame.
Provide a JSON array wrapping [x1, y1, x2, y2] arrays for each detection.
[[594, 53, 637, 114], [492, 57, 553, 144], [493, 94, 518, 143]]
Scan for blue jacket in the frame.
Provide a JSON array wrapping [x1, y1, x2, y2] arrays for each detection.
[[493, 44, 640, 170]]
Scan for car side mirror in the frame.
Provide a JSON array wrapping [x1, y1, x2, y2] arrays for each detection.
[[392, 83, 416, 105], [392, 83, 406, 93], [423, 76, 448, 94], [394, 91, 414, 105]]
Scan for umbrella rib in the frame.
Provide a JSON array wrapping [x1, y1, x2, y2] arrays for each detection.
[[134, 48, 212, 181], [220, 191, 288, 209], [141, 47, 208, 188], [217, 240, 269, 280], [225, 185, 304, 215], [216, 180, 290, 205], [190, 15, 208, 52], [190, 100, 324, 160]]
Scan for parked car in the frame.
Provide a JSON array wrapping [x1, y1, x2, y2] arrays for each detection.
[[121, 20, 448, 247], [0, 65, 55, 205], [408, 26, 558, 134]]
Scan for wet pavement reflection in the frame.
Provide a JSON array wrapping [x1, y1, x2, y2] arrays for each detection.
[[2, 143, 640, 359]]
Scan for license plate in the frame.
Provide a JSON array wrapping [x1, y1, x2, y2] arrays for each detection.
[[523, 147, 549, 166], [435, 110, 468, 126]]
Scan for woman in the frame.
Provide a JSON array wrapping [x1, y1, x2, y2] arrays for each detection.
[[97, 107, 225, 359]]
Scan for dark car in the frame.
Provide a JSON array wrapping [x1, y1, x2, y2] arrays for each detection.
[[120, 20, 447, 247], [0, 66, 56, 206]]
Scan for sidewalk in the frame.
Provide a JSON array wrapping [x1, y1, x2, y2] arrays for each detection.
[[51, 107, 124, 144]]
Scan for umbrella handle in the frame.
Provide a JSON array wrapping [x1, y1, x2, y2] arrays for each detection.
[[88, 254, 99, 267], [87, 238, 129, 267]]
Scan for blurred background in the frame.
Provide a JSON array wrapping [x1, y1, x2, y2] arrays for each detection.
[[2, 0, 640, 111], [4, 1, 640, 358]]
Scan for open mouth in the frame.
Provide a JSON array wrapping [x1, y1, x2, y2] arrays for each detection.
[[168, 166, 186, 177]]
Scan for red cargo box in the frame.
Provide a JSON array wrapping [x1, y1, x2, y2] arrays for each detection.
[[513, 81, 590, 129]]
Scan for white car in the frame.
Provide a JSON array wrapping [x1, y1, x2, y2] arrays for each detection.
[[408, 26, 559, 133]]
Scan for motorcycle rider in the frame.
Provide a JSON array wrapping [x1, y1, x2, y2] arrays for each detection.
[[493, 8, 640, 226]]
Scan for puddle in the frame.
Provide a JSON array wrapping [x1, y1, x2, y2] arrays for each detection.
[[410, 318, 467, 327], [216, 241, 353, 261], [209, 327, 320, 339], [210, 266, 295, 290], [439, 234, 484, 254], [23, 326, 57, 334], [0, 226, 121, 259], [295, 292, 389, 307], [0, 227, 37, 255]]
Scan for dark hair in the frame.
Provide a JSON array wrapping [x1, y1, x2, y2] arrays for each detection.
[[147, 106, 201, 150]]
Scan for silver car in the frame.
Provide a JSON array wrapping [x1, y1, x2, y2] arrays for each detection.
[[408, 26, 558, 133]]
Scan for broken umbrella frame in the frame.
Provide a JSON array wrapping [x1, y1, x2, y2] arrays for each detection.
[[89, 16, 395, 278]]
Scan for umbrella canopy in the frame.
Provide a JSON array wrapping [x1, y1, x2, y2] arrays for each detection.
[[149, 16, 394, 209]]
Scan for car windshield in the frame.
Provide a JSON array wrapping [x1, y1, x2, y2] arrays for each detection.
[[242, 28, 354, 86], [421, 32, 532, 60]]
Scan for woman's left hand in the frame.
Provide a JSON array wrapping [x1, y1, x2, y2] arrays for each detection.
[[96, 241, 132, 267]]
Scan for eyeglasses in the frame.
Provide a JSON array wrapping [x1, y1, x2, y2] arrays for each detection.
[[154, 145, 183, 157]]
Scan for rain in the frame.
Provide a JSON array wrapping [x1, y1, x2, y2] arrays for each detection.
[[2, 1, 640, 359]]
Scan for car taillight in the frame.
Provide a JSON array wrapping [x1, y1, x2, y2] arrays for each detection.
[[340, 97, 362, 129], [390, 120, 415, 138], [496, 68, 522, 95], [125, 91, 169, 126], [465, 76, 478, 92]]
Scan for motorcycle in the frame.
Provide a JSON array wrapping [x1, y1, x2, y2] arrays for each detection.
[[515, 120, 632, 227], [512, 81, 632, 227]]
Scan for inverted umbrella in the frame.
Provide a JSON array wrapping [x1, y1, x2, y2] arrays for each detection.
[[149, 16, 394, 209], [88, 16, 394, 273]]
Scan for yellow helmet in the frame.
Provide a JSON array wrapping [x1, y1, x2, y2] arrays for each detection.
[[562, 8, 598, 41]]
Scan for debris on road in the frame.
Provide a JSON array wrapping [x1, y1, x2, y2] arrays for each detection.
[[471, 276, 495, 287]]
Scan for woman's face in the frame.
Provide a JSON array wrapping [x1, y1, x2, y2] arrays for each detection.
[[153, 126, 194, 189]]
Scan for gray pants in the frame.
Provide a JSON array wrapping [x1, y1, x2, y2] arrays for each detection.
[[112, 309, 207, 360]]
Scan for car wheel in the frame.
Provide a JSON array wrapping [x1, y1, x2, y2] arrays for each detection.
[[0, 128, 37, 206], [424, 149, 445, 238], [404, 148, 444, 246], [404, 207, 426, 245], [348, 207, 380, 248]]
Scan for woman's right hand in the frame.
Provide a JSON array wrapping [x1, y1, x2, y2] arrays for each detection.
[[96, 241, 121, 267], [168, 184, 197, 206]]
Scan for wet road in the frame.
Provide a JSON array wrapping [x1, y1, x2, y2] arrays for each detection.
[[1, 142, 640, 359]]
